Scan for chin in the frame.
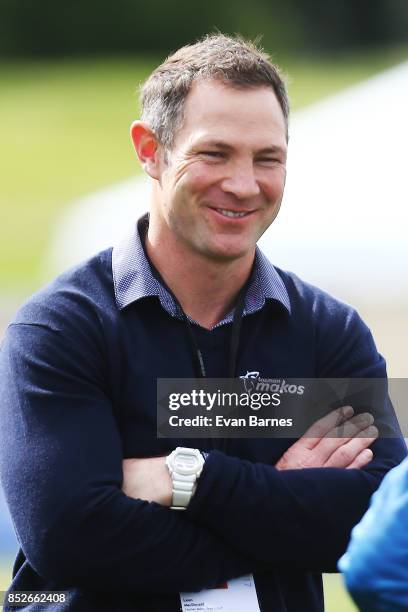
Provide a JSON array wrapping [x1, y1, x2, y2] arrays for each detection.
[[201, 241, 253, 263]]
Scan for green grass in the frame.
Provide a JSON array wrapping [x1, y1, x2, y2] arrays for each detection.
[[0, 46, 407, 293], [0, 561, 12, 593], [0, 57, 155, 293], [279, 45, 408, 109], [324, 574, 358, 612]]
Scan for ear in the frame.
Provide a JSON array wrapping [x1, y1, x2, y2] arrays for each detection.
[[130, 121, 161, 179]]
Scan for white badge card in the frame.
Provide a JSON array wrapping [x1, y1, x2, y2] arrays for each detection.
[[180, 573, 261, 612]]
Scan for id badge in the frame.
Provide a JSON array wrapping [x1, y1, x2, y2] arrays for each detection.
[[180, 573, 261, 612]]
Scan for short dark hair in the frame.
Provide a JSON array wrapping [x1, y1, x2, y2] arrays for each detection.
[[140, 33, 289, 149]]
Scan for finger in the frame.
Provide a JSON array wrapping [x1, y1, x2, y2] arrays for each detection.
[[324, 426, 378, 468], [346, 448, 374, 470], [328, 412, 375, 438], [311, 413, 374, 463], [302, 405, 355, 450], [322, 411, 375, 443]]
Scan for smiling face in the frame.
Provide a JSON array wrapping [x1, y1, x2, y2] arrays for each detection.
[[150, 79, 288, 264]]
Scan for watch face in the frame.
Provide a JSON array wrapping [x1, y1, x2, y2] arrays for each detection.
[[174, 452, 200, 475]]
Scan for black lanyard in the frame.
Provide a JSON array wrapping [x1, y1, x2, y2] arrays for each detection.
[[169, 275, 248, 379], [151, 265, 249, 456], [140, 226, 254, 453], [141, 232, 251, 379], [149, 260, 250, 379]]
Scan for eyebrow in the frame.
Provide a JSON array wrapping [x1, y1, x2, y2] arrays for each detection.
[[194, 140, 287, 156]]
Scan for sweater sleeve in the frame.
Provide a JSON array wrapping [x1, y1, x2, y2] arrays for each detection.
[[339, 457, 408, 612], [0, 321, 256, 594], [186, 310, 407, 572]]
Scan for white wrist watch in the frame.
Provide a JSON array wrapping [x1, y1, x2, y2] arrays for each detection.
[[166, 447, 205, 510]]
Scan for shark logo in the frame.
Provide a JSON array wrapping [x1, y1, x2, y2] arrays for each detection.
[[239, 371, 260, 394]]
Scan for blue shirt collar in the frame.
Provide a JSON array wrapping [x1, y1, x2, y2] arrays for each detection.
[[112, 214, 291, 325]]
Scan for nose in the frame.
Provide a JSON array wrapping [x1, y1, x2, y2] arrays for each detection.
[[221, 162, 260, 200]]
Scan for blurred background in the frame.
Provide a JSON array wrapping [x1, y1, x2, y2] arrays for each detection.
[[1, 0, 408, 609]]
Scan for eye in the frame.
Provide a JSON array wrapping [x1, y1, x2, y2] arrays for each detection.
[[257, 157, 281, 164], [199, 151, 225, 159]]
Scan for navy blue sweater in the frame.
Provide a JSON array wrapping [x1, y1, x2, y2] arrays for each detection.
[[0, 248, 406, 612]]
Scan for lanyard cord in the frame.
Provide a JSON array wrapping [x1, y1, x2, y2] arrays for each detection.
[[179, 279, 248, 379], [140, 229, 251, 378], [139, 222, 254, 454], [148, 258, 250, 379], [152, 271, 247, 455]]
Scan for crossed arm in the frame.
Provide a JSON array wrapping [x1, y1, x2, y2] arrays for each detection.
[[122, 406, 379, 506], [0, 321, 406, 595], [122, 407, 385, 571]]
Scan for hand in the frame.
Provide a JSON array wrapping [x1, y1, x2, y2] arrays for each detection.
[[275, 405, 378, 471], [122, 456, 172, 506]]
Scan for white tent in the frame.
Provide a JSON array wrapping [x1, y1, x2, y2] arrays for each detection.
[[259, 60, 408, 306]]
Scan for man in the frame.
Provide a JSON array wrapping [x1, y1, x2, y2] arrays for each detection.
[[0, 34, 406, 611], [339, 456, 408, 611]]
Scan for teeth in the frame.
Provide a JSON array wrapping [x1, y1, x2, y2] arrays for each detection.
[[217, 209, 248, 218]]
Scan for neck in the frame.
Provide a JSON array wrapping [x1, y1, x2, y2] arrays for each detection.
[[145, 220, 254, 330]]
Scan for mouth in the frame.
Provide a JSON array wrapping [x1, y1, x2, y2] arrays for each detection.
[[210, 207, 255, 220]]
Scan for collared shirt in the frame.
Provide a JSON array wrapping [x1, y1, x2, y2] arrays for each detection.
[[112, 214, 291, 327]]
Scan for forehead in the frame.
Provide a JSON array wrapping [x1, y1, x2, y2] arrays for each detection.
[[176, 79, 287, 148]]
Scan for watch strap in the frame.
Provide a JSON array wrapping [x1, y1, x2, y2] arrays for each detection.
[[167, 448, 205, 510], [170, 473, 197, 510]]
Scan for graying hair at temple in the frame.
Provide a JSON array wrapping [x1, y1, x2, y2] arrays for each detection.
[[140, 33, 290, 150]]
